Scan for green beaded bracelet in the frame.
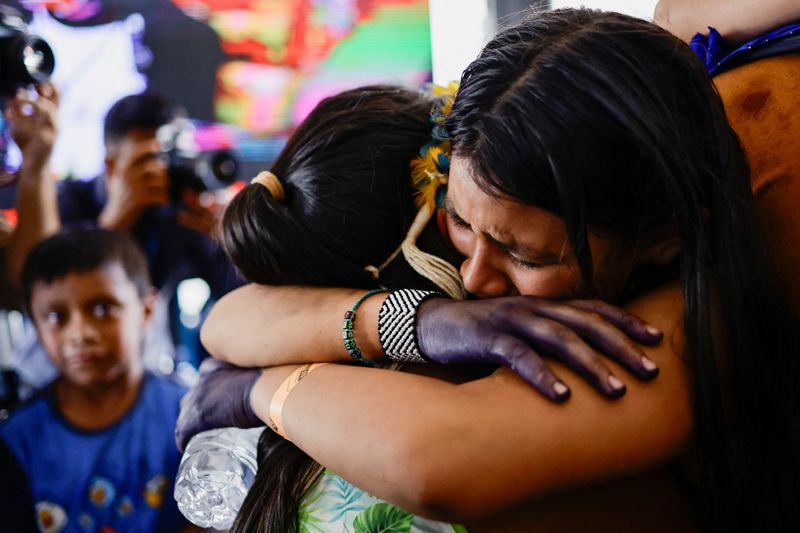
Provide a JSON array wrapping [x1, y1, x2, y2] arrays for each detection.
[[343, 288, 388, 366]]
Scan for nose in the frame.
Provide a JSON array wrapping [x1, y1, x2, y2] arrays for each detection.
[[64, 312, 100, 345], [460, 237, 513, 297]]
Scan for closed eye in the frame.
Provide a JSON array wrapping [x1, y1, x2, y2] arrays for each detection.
[[496, 241, 555, 270], [445, 205, 472, 231], [507, 254, 544, 270]]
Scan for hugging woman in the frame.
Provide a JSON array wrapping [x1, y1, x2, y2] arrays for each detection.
[[180, 8, 800, 532]]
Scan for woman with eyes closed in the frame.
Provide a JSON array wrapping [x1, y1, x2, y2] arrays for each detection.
[[180, 8, 800, 532], [177, 82, 663, 533]]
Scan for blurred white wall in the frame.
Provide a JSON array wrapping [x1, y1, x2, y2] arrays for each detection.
[[550, 0, 658, 19], [429, 0, 494, 84], [429, 1, 659, 85]]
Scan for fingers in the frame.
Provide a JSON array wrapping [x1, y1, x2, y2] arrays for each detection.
[[531, 300, 660, 381], [520, 318, 629, 398], [489, 335, 571, 402], [8, 86, 58, 120], [175, 388, 199, 452], [125, 166, 169, 207], [5, 85, 59, 152], [568, 299, 663, 344], [35, 82, 59, 106], [198, 357, 227, 375], [4, 91, 33, 123]]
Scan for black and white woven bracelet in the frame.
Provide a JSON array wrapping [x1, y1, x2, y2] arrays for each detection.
[[378, 289, 440, 363]]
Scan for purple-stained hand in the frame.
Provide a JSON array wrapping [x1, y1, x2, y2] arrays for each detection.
[[175, 358, 263, 452], [416, 296, 663, 402]]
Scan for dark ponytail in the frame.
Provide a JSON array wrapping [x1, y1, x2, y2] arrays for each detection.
[[231, 431, 323, 532], [222, 85, 439, 288], [224, 85, 451, 532]]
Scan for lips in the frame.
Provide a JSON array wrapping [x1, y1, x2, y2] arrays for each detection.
[[64, 352, 104, 368]]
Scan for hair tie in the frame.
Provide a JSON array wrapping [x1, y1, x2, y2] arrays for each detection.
[[251, 171, 285, 201]]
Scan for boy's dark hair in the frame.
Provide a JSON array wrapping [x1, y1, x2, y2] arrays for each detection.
[[21, 229, 151, 313], [103, 92, 178, 147]]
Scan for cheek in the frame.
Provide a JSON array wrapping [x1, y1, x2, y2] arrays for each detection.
[[115, 311, 147, 348], [111, 319, 136, 346], [36, 326, 63, 358], [508, 264, 584, 299]]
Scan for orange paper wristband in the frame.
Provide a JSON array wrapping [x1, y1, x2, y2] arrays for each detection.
[[268, 363, 328, 439]]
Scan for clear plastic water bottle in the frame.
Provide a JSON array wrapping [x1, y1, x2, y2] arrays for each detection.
[[174, 427, 262, 530]]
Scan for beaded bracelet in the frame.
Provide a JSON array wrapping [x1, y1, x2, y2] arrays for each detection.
[[378, 289, 441, 363], [343, 288, 388, 366]]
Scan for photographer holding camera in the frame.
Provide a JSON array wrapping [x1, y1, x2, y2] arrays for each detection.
[[56, 92, 242, 365]]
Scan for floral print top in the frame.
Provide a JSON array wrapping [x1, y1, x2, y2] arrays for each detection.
[[298, 469, 468, 533]]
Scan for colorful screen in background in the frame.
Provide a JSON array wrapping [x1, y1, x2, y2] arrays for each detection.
[[3, 0, 432, 182], [182, 0, 433, 169]]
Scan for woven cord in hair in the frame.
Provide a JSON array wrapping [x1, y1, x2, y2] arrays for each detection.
[[365, 203, 465, 299], [400, 204, 466, 300], [366, 82, 463, 298]]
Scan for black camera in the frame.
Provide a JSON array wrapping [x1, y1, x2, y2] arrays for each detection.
[[158, 119, 239, 204], [0, 7, 55, 97]]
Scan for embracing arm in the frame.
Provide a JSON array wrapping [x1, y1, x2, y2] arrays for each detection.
[[203, 283, 663, 384], [201, 284, 380, 366], [251, 285, 693, 521], [654, 0, 800, 43]]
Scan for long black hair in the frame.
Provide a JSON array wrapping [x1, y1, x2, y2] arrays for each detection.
[[222, 84, 453, 291], [223, 85, 451, 532], [445, 8, 800, 530]]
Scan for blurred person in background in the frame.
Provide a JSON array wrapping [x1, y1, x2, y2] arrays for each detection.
[[1, 229, 198, 533], [12, 92, 242, 393], [655, 0, 800, 317]]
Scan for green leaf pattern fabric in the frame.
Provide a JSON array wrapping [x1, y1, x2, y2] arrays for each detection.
[[298, 469, 467, 533]]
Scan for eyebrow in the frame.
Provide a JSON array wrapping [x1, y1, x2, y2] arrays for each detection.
[[444, 196, 563, 264], [444, 197, 469, 227], [130, 151, 161, 168], [85, 295, 122, 307]]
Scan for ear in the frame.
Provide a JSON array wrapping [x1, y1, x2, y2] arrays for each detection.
[[436, 206, 449, 242], [635, 223, 680, 265], [104, 154, 115, 180], [141, 288, 157, 325]]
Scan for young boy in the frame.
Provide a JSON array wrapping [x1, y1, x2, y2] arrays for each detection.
[[0, 229, 190, 532]]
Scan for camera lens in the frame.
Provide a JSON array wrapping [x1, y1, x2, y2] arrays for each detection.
[[0, 33, 55, 90], [18, 35, 55, 84], [209, 150, 238, 185]]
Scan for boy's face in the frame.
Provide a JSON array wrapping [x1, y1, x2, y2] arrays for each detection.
[[29, 263, 152, 388]]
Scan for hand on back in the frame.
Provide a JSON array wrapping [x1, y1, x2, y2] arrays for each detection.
[[175, 358, 262, 453], [416, 296, 662, 401]]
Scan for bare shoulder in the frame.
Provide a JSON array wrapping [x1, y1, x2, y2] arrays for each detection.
[[434, 283, 695, 511], [625, 282, 684, 323], [624, 281, 686, 364]]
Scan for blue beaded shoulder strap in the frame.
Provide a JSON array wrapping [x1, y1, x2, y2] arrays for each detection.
[[691, 22, 800, 75]]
